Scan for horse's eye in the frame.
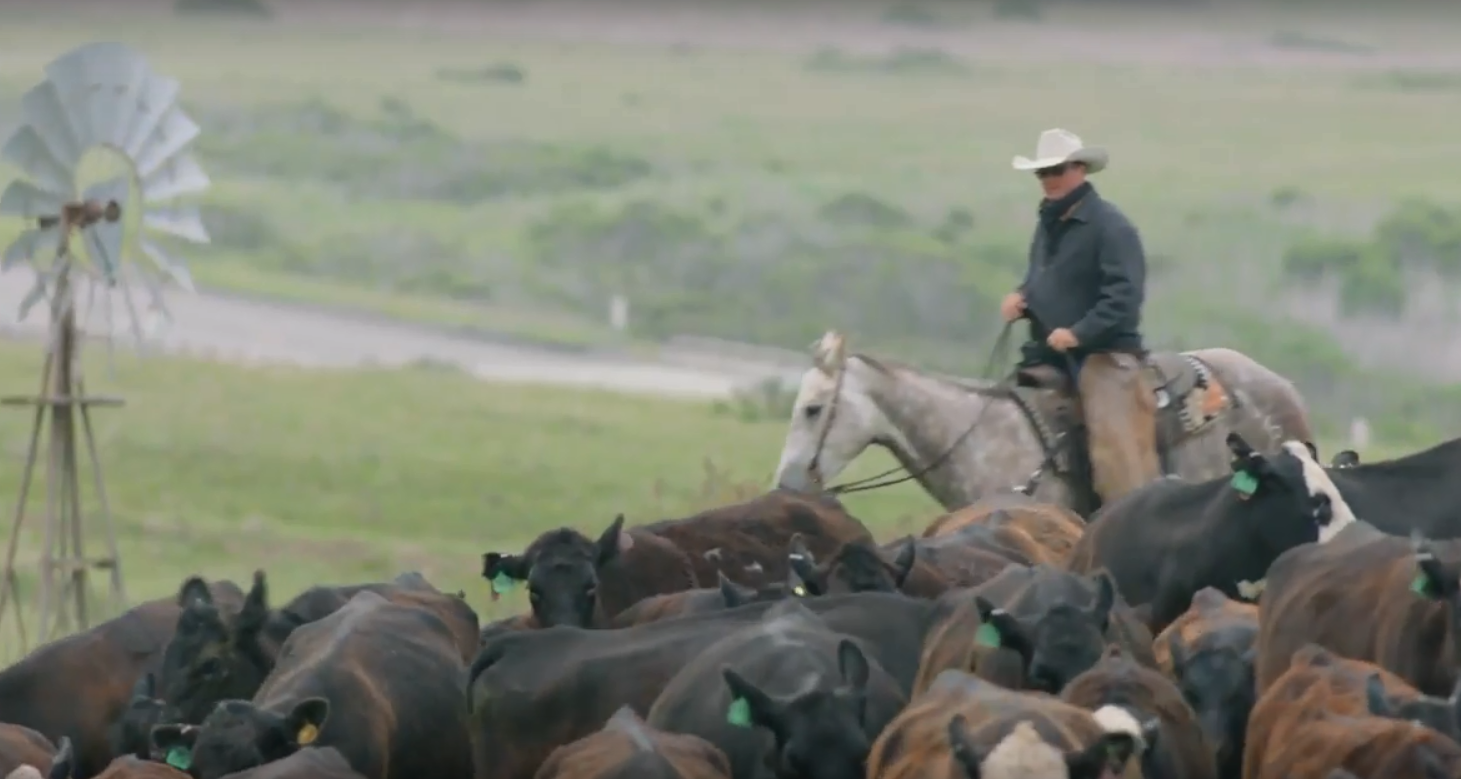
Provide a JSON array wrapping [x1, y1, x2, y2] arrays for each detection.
[[803, 404, 824, 420]]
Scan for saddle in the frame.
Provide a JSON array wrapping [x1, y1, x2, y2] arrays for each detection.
[[1008, 351, 1234, 476]]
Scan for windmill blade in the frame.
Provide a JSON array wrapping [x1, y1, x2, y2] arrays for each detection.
[[121, 73, 181, 160], [1, 126, 77, 198], [2, 226, 60, 272], [142, 205, 209, 244], [19, 81, 82, 171], [133, 106, 200, 178], [139, 239, 196, 293], [140, 154, 210, 202], [43, 42, 152, 151], [0, 179, 66, 221]]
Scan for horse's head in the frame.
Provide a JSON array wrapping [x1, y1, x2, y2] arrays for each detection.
[[773, 331, 898, 493]]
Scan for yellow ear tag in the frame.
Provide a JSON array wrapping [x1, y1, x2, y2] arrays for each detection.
[[297, 723, 319, 745], [792, 585, 806, 596]]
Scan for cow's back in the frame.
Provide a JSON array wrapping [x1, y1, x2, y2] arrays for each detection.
[[1256, 530, 1427, 693], [256, 593, 471, 779]]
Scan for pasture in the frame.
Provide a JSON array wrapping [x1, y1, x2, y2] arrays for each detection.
[[3, 2, 1461, 439]]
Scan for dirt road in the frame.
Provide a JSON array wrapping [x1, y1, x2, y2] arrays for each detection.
[[0, 271, 795, 400]]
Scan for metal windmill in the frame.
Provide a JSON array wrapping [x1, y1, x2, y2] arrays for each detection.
[[0, 42, 211, 651]]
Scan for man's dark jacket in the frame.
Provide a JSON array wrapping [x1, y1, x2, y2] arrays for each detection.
[[1017, 181, 1147, 368]]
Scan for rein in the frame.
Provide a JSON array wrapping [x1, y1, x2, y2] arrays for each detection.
[[814, 324, 1018, 496]]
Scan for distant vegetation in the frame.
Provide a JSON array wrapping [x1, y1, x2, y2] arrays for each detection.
[[1, 7, 1457, 447]]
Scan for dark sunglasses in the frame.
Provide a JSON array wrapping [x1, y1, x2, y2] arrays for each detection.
[[1035, 163, 1071, 179]]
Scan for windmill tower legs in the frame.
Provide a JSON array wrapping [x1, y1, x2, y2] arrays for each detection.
[[0, 209, 127, 654]]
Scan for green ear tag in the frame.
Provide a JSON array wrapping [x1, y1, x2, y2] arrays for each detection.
[[166, 746, 193, 771], [492, 572, 518, 595], [726, 697, 752, 727], [974, 622, 1002, 649], [1411, 570, 1431, 596], [1230, 471, 1258, 497]]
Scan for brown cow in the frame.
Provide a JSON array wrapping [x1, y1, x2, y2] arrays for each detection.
[[482, 516, 700, 628], [637, 490, 875, 587], [153, 571, 478, 728], [610, 573, 789, 628], [536, 707, 730, 779], [867, 669, 1150, 779], [0, 724, 53, 779], [1151, 588, 1258, 677], [1254, 526, 1461, 696], [1244, 644, 1461, 779], [1155, 588, 1260, 779], [1062, 645, 1218, 779], [0, 579, 243, 779], [922, 500, 1084, 564]]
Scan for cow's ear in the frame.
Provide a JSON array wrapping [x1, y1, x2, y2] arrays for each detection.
[[595, 514, 631, 567], [1228, 451, 1269, 498], [1365, 674, 1394, 717], [47, 736, 74, 779], [285, 697, 330, 746], [1411, 538, 1460, 600], [717, 572, 755, 608], [235, 570, 270, 641], [722, 668, 787, 741], [888, 537, 917, 588]]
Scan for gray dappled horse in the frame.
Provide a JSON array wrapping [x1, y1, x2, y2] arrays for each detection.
[[772, 331, 1313, 516]]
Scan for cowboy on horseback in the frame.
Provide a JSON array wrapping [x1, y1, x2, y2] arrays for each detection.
[[1000, 128, 1162, 507]]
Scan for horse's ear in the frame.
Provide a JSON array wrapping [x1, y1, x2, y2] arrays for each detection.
[[811, 331, 847, 374]]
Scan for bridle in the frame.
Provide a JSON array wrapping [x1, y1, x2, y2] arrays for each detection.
[[804, 323, 1023, 496]]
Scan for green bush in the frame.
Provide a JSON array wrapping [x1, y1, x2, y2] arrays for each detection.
[[1281, 237, 1364, 281], [1338, 249, 1406, 318], [1373, 199, 1461, 277]]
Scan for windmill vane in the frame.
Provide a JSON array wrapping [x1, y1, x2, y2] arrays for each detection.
[[0, 40, 212, 339]]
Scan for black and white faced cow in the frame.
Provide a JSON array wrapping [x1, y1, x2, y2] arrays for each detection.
[[1068, 434, 1357, 633]]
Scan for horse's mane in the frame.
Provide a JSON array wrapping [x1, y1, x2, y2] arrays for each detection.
[[852, 352, 1007, 396]]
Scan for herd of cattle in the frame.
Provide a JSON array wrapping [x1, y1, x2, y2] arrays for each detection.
[[2, 432, 1461, 779]]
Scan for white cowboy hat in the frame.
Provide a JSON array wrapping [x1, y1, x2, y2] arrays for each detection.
[[1011, 128, 1108, 173]]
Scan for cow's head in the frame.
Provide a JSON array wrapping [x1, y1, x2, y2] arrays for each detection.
[[969, 574, 1117, 695], [151, 697, 329, 779], [946, 714, 1143, 779], [1365, 672, 1461, 742], [158, 572, 273, 725], [1225, 435, 1357, 548], [110, 672, 177, 760], [721, 639, 873, 779], [1168, 631, 1256, 774], [481, 515, 633, 628], [785, 535, 915, 596]]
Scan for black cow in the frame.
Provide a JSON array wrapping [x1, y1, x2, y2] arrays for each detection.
[[198, 746, 366, 778], [154, 571, 477, 728], [969, 565, 1154, 694], [1067, 435, 1359, 632], [0, 579, 243, 779], [647, 602, 906, 779], [467, 592, 944, 779], [482, 515, 699, 628], [150, 591, 471, 779], [1321, 436, 1461, 539]]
